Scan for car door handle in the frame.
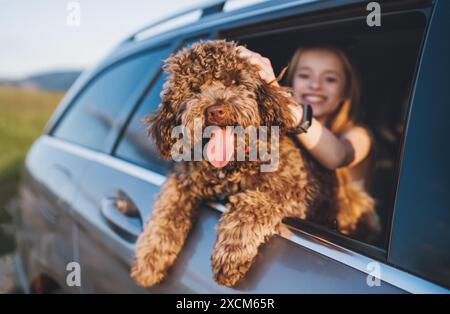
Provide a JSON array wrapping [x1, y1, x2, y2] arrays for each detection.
[[100, 191, 143, 241]]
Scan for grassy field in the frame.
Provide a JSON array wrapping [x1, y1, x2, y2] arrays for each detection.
[[0, 86, 62, 291], [0, 86, 63, 227]]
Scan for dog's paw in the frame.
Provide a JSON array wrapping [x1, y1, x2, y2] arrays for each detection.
[[130, 261, 165, 287], [211, 244, 255, 287]]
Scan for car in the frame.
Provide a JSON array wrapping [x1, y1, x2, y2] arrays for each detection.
[[12, 0, 450, 293]]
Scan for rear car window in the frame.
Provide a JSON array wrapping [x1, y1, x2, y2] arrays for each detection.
[[52, 51, 164, 151], [114, 36, 213, 174]]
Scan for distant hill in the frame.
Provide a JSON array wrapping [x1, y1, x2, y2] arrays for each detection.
[[0, 70, 82, 92]]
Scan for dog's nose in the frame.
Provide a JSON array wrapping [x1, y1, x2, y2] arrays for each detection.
[[206, 104, 226, 124]]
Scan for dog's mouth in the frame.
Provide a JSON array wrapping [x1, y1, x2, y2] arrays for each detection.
[[204, 127, 253, 169], [205, 127, 235, 169]]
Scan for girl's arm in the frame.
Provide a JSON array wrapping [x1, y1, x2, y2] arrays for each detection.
[[237, 46, 371, 170], [288, 103, 371, 170]]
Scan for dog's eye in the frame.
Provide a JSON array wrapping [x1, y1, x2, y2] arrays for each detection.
[[228, 71, 241, 86], [228, 78, 241, 86], [188, 81, 201, 93], [234, 76, 242, 85]]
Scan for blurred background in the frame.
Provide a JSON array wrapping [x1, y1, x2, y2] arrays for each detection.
[[0, 0, 262, 293]]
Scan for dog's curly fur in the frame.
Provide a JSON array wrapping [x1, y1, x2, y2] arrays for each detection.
[[131, 40, 380, 287]]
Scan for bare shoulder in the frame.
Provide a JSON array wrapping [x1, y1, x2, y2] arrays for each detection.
[[341, 125, 373, 167], [342, 125, 372, 146]]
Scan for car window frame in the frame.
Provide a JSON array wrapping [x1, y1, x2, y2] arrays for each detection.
[[218, 3, 434, 262], [109, 5, 434, 263]]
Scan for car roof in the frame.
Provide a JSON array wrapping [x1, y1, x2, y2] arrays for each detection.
[[104, 0, 361, 62]]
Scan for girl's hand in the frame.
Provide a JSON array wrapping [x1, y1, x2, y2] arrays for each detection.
[[288, 103, 303, 126], [237, 46, 303, 125], [237, 46, 279, 86]]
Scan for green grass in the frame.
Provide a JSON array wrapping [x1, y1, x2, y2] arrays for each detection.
[[0, 86, 63, 223]]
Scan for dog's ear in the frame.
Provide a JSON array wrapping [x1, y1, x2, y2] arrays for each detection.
[[144, 97, 177, 160], [256, 83, 297, 130], [143, 51, 189, 160]]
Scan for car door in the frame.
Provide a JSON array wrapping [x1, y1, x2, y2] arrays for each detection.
[[17, 44, 164, 293], [17, 135, 90, 293], [70, 72, 169, 293], [37, 45, 172, 293]]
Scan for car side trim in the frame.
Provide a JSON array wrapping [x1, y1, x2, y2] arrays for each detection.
[[41, 135, 449, 294], [43, 136, 166, 186]]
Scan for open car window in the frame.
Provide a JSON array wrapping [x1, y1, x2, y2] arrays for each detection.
[[221, 5, 429, 253], [114, 72, 173, 174]]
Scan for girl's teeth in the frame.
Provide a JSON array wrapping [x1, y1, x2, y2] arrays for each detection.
[[304, 95, 324, 103]]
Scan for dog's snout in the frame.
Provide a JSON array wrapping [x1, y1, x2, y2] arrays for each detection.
[[206, 104, 226, 124]]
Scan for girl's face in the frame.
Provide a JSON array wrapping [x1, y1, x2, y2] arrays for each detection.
[[292, 49, 347, 120]]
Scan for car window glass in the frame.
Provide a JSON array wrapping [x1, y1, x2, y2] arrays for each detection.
[[115, 37, 214, 174], [53, 50, 166, 151], [115, 73, 173, 174]]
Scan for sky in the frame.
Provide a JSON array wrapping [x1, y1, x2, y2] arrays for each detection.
[[0, 0, 265, 79]]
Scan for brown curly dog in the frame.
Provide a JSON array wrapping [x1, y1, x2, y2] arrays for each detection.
[[131, 40, 380, 288]]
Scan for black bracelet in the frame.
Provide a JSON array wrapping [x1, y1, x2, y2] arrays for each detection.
[[289, 102, 313, 134]]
